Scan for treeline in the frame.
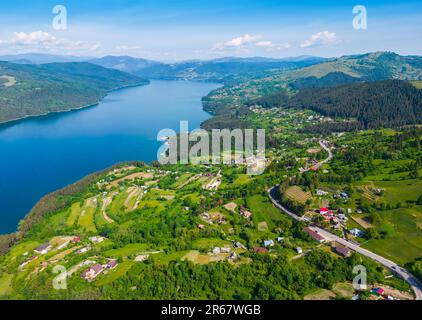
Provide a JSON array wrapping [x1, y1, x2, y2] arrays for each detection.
[[285, 80, 422, 129], [20, 249, 388, 300], [289, 72, 362, 90], [251, 80, 422, 131], [299, 121, 364, 134]]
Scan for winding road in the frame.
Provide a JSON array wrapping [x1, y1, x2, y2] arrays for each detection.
[[268, 140, 422, 300]]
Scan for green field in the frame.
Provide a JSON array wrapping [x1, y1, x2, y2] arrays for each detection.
[[0, 274, 13, 297], [78, 206, 97, 233], [66, 202, 81, 226], [104, 243, 150, 258], [362, 206, 422, 265], [246, 195, 285, 230], [95, 261, 135, 286]]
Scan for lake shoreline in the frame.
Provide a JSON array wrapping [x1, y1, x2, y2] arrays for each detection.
[[0, 80, 220, 236], [0, 81, 149, 128]]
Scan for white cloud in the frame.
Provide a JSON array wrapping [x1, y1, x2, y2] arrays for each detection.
[[213, 34, 291, 52], [300, 31, 336, 48], [115, 44, 140, 52], [255, 41, 291, 50], [0, 31, 101, 53], [213, 34, 262, 50]]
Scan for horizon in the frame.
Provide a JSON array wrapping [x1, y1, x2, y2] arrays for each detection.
[[0, 0, 421, 61], [1, 50, 420, 64]]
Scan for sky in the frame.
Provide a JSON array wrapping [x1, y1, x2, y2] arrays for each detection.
[[0, 0, 421, 61]]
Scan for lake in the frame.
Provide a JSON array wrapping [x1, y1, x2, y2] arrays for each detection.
[[0, 80, 221, 234]]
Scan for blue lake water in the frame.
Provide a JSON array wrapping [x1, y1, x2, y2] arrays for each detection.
[[0, 80, 220, 234]]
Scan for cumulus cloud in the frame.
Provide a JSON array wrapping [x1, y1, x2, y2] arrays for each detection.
[[213, 34, 291, 52], [0, 31, 101, 53], [213, 34, 262, 50], [300, 31, 336, 48], [255, 41, 291, 50]]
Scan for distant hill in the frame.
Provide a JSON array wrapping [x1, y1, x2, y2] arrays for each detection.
[[0, 53, 92, 64], [0, 61, 148, 123], [202, 52, 422, 129], [284, 52, 422, 82], [88, 55, 164, 74], [135, 56, 327, 84]]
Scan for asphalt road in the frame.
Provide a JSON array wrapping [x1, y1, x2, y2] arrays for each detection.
[[268, 139, 422, 300]]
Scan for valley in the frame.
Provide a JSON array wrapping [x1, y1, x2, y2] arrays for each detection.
[[0, 51, 421, 301]]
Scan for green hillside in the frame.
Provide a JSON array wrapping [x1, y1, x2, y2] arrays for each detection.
[[0, 61, 149, 123], [202, 52, 422, 129]]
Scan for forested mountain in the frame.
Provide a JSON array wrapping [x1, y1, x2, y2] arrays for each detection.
[[0, 61, 148, 123], [135, 56, 327, 84], [291, 80, 422, 128], [254, 80, 422, 129], [202, 52, 422, 130], [0, 53, 91, 64], [89, 55, 164, 74]]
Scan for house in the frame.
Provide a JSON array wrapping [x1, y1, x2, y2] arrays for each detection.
[[263, 240, 275, 248], [338, 214, 348, 221], [235, 242, 247, 250], [303, 227, 325, 243], [106, 259, 118, 269], [316, 189, 329, 196], [197, 224, 205, 230], [347, 208, 352, 214], [90, 236, 105, 244], [277, 237, 284, 242], [340, 192, 349, 199], [212, 247, 221, 255], [57, 240, 70, 250], [81, 264, 104, 281], [240, 208, 252, 219], [372, 287, 384, 296], [34, 242, 52, 255], [319, 207, 329, 214], [350, 228, 364, 237], [335, 246, 352, 258], [296, 247, 303, 254], [229, 252, 238, 260], [72, 237, 81, 243], [254, 247, 268, 254], [220, 247, 231, 253], [78, 246, 91, 254]]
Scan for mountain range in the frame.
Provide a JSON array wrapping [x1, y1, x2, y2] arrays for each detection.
[[0, 61, 148, 123]]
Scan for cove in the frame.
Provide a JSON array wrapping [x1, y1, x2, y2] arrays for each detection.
[[0, 80, 221, 234]]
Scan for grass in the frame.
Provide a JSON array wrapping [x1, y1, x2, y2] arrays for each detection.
[[362, 206, 422, 265], [0, 274, 13, 297], [95, 261, 134, 286], [246, 195, 285, 230], [104, 243, 150, 258], [410, 80, 422, 89], [191, 238, 231, 250], [153, 251, 190, 264], [66, 202, 81, 227], [233, 174, 253, 185], [78, 206, 97, 233], [303, 288, 336, 300], [356, 179, 422, 205], [7, 241, 41, 259], [285, 186, 312, 203], [332, 282, 354, 298]]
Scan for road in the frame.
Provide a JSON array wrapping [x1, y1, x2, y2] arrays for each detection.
[[302, 140, 333, 172], [268, 139, 422, 300]]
